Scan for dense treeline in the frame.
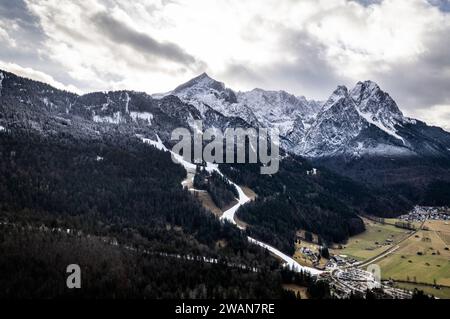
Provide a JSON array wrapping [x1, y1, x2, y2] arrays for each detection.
[[423, 180, 450, 206], [317, 155, 450, 208], [279, 268, 332, 299], [0, 220, 333, 299], [193, 167, 238, 209]]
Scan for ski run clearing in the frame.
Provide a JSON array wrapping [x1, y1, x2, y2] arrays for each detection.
[[139, 134, 323, 276]]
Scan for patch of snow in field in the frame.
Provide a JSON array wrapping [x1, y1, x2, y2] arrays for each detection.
[[0, 125, 5, 132]]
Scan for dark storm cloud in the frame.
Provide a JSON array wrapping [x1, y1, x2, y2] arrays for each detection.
[[91, 12, 200, 67], [275, 30, 347, 93], [372, 27, 450, 112], [222, 29, 347, 99], [220, 64, 267, 89], [0, 0, 40, 27], [0, 0, 45, 49], [351, 0, 382, 7], [0, 0, 85, 89]]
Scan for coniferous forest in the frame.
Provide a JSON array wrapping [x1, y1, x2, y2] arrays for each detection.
[[0, 131, 332, 299]]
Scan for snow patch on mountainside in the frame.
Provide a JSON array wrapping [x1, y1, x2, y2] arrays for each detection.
[[93, 112, 124, 124], [350, 141, 416, 157], [0, 72, 4, 96], [124, 92, 130, 113], [356, 108, 405, 144], [351, 81, 406, 144]]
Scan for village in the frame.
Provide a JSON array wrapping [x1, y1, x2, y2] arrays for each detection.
[[293, 232, 413, 298]]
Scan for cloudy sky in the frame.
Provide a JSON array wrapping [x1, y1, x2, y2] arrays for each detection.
[[0, 0, 450, 129]]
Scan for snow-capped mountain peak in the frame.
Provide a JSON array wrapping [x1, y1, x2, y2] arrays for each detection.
[[349, 80, 406, 143], [175, 73, 220, 92], [166, 73, 241, 120], [298, 80, 417, 157], [350, 80, 403, 119]]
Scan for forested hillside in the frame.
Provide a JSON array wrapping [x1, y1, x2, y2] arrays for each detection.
[[220, 155, 413, 255], [0, 130, 314, 298]]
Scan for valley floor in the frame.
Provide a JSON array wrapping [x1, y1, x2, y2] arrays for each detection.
[[327, 216, 450, 298]]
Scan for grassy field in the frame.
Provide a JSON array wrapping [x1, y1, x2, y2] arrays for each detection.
[[428, 220, 450, 245], [241, 186, 257, 201], [328, 217, 450, 298], [374, 221, 450, 288], [383, 218, 422, 229], [194, 191, 223, 217], [331, 218, 410, 261]]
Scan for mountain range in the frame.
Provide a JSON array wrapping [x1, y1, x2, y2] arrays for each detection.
[[2, 69, 450, 158]]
